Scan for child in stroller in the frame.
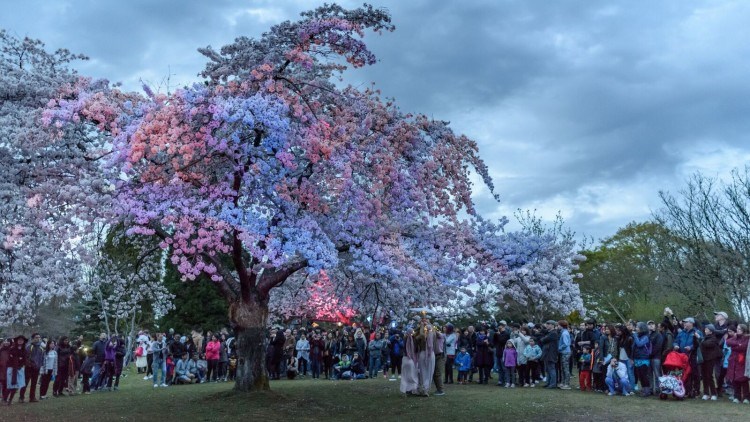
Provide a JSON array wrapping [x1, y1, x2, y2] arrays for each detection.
[[658, 349, 691, 400]]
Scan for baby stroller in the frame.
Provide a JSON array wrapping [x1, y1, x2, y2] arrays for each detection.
[[658, 350, 691, 400]]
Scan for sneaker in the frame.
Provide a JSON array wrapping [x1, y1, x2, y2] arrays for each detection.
[[744, 399, 750, 404], [40, 396, 47, 400], [510, 384, 515, 388], [160, 383, 168, 387], [530, 383, 536, 388], [505, 383, 510, 388], [733, 398, 740, 403], [711, 395, 717, 401], [434, 391, 445, 396], [153, 384, 158, 388], [702, 395, 709, 400], [144, 376, 150, 380], [608, 392, 615, 396], [18, 398, 24, 403], [560, 385, 572, 390]]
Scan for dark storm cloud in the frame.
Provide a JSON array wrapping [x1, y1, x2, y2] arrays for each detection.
[[3, 0, 750, 241]]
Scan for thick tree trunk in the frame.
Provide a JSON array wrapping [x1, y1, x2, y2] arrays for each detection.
[[231, 295, 270, 392]]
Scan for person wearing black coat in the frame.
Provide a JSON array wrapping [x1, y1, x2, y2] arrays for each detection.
[[700, 324, 723, 399], [53, 337, 74, 396], [269, 329, 285, 380], [0, 338, 10, 404], [492, 323, 510, 385], [540, 321, 559, 388]]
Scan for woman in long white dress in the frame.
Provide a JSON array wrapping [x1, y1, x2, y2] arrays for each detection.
[[399, 329, 419, 394]]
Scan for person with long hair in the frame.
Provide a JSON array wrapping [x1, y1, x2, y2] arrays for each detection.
[[53, 337, 73, 396], [38, 340, 57, 399], [3, 335, 28, 405], [726, 324, 749, 403], [399, 328, 418, 394]]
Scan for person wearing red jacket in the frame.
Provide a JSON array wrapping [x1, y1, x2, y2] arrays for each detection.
[[205, 335, 221, 382]]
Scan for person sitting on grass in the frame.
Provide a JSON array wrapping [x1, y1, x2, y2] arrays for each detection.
[[190, 354, 203, 383], [351, 352, 366, 378], [605, 357, 631, 396], [175, 353, 196, 384], [196, 354, 207, 383], [333, 354, 351, 380], [286, 355, 299, 380]]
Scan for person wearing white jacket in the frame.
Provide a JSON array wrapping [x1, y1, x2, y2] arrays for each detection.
[[512, 326, 532, 387], [296, 336, 310, 377], [39, 340, 57, 399], [605, 357, 631, 396]]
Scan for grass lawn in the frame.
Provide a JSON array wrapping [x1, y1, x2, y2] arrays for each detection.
[[3, 368, 748, 421]]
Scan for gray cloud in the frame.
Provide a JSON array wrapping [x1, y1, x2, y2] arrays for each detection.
[[3, 0, 750, 242]]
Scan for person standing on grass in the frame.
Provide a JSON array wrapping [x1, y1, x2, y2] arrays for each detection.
[[502, 340, 518, 388], [310, 332, 325, 380], [444, 324, 457, 385], [399, 328, 419, 394], [38, 340, 57, 399], [389, 332, 404, 379], [726, 324, 749, 403], [578, 345, 593, 391], [699, 324, 722, 401], [218, 334, 230, 382], [90, 332, 107, 390], [631, 322, 652, 397], [474, 326, 492, 385], [3, 335, 28, 406], [540, 320, 559, 389], [53, 337, 74, 396], [523, 338, 542, 387], [675, 317, 703, 398], [19, 332, 43, 403], [367, 332, 384, 380], [431, 324, 446, 396], [296, 332, 310, 378], [0, 337, 10, 404], [80, 351, 95, 394], [205, 334, 220, 382], [512, 325, 532, 387], [151, 333, 168, 387], [455, 346, 471, 384], [646, 320, 663, 393], [557, 320, 572, 390], [111, 336, 126, 391]]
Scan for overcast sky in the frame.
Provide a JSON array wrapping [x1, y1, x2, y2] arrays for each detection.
[[3, 0, 749, 242]]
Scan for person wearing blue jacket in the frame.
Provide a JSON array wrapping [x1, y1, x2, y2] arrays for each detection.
[[674, 317, 703, 398], [388, 333, 404, 379], [632, 322, 652, 397], [455, 347, 471, 384]]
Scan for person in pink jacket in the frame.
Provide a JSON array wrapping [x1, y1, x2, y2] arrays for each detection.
[[205, 335, 221, 382], [502, 340, 518, 388]]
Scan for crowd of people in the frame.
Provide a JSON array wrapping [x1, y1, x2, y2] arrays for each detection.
[[4, 307, 750, 406], [263, 308, 750, 402]]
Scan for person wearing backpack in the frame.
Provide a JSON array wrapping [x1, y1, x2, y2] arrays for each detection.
[[632, 322, 652, 397]]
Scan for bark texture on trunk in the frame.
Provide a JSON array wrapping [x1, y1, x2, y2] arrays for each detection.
[[231, 295, 270, 392]]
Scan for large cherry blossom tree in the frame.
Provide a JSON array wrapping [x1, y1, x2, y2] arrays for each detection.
[[42, 4, 583, 392], [0, 29, 106, 325]]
